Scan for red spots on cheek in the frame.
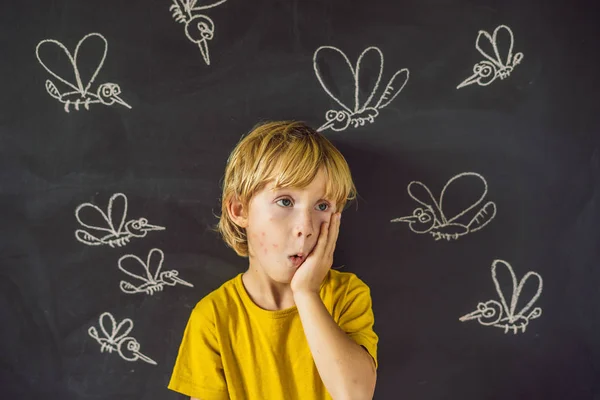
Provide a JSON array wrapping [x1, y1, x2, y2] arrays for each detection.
[[259, 232, 268, 254], [252, 233, 263, 246], [250, 232, 269, 255], [272, 243, 278, 248], [251, 232, 270, 255], [256, 240, 268, 255]]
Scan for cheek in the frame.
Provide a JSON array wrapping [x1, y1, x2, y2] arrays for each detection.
[[316, 214, 331, 229], [250, 232, 270, 255], [249, 213, 287, 256], [261, 232, 270, 255]]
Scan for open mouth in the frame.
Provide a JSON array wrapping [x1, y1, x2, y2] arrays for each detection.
[[288, 254, 305, 266]]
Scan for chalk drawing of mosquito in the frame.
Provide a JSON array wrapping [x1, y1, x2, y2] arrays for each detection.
[[88, 312, 157, 365], [313, 45, 409, 132], [35, 33, 131, 112], [170, 0, 228, 65], [457, 24, 523, 89], [459, 260, 543, 334], [391, 172, 496, 241], [118, 248, 194, 295], [75, 193, 165, 248]]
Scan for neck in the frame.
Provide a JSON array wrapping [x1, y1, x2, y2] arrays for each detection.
[[242, 264, 296, 311]]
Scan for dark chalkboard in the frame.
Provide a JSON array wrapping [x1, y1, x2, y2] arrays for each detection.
[[1, 0, 599, 399]]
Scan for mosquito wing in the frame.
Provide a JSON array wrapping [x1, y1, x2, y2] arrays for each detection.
[[97, 312, 133, 342], [73, 33, 108, 96], [75, 205, 116, 243], [489, 25, 521, 67], [189, 0, 228, 11], [120, 280, 155, 294], [490, 260, 517, 319], [75, 193, 128, 237], [118, 253, 155, 283], [75, 229, 110, 246], [475, 25, 521, 70], [407, 180, 445, 224], [438, 172, 489, 224], [313, 46, 355, 114], [170, 0, 190, 22], [354, 46, 384, 113], [146, 248, 165, 281], [474, 26, 504, 69], [375, 68, 409, 109], [512, 270, 543, 320], [104, 193, 128, 234], [491, 260, 543, 322], [112, 317, 134, 343], [35, 39, 82, 93], [36, 33, 108, 96]]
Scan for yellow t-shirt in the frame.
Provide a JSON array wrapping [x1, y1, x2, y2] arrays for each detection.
[[168, 268, 378, 400]]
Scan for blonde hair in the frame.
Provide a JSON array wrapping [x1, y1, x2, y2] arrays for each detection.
[[214, 120, 357, 257]]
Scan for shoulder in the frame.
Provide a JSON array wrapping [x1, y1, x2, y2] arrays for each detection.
[[322, 269, 372, 316], [322, 269, 374, 325], [189, 274, 241, 323], [326, 269, 372, 295]]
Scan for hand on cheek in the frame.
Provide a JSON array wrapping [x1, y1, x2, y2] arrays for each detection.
[[291, 212, 341, 295]]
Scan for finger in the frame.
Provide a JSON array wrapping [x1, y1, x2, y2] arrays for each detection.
[[325, 212, 341, 256], [311, 218, 330, 258]]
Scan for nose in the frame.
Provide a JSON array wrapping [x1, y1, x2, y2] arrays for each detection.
[[294, 209, 315, 238]]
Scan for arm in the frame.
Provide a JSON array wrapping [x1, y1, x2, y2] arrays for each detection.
[[168, 300, 228, 400], [294, 291, 377, 400]]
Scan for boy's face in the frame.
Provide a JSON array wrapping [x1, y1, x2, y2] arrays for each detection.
[[241, 167, 337, 284]]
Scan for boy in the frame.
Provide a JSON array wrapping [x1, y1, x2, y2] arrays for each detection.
[[168, 121, 378, 400]]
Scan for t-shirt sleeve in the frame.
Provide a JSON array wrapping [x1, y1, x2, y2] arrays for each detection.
[[168, 300, 229, 400], [337, 275, 379, 370]]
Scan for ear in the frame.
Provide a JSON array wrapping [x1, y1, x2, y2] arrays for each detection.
[[226, 195, 248, 228]]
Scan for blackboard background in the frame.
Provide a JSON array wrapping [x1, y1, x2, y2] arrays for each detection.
[[1, 0, 599, 399]]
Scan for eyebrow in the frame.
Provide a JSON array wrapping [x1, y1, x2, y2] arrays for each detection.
[[271, 188, 330, 201]]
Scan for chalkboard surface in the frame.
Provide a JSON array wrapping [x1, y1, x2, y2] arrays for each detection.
[[1, 0, 599, 399]]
